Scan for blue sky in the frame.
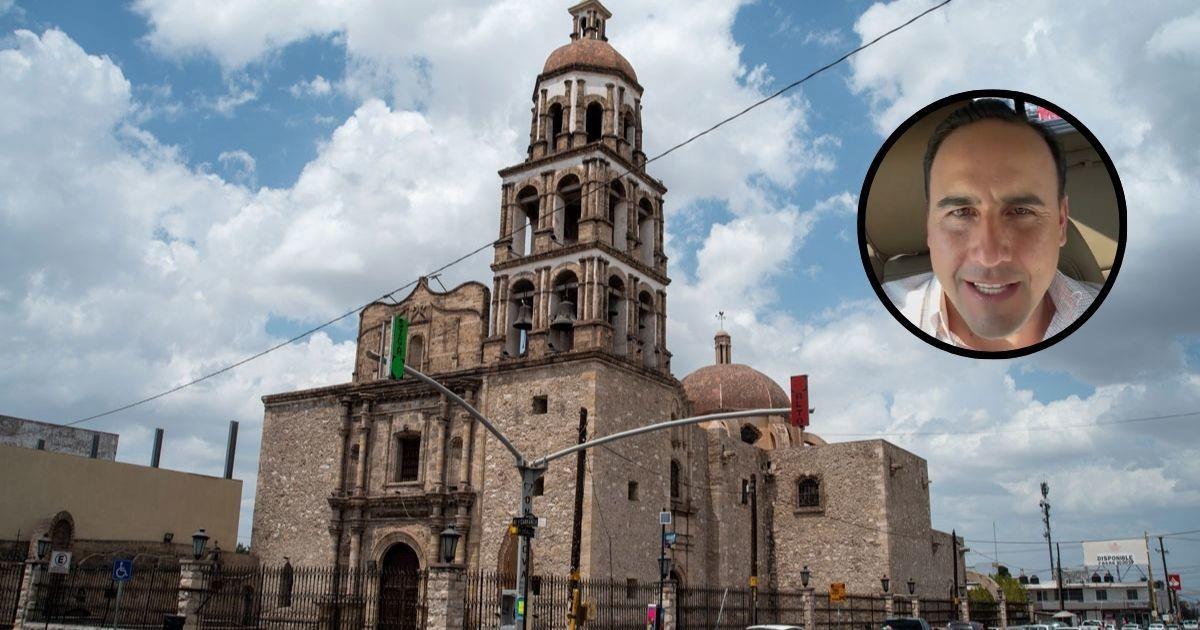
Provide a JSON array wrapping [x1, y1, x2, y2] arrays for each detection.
[[2, 0, 1199, 597]]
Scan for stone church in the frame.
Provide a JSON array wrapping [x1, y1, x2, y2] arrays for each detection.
[[251, 0, 962, 598]]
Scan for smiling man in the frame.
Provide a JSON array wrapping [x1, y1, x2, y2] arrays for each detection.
[[883, 99, 1101, 352]]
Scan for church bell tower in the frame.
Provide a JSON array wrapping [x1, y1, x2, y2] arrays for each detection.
[[484, 0, 671, 375]]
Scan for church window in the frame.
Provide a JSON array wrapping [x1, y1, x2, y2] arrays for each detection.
[[586, 102, 603, 143], [740, 423, 761, 445], [513, 187, 539, 256], [624, 116, 636, 146], [532, 395, 548, 414], [627, 480, 639, 501], [395, 434, 421, 483], [549, 103, 564, 143], [797, 477, 821, 508], [408, 334, 424, 371], [670, 459, 681, 499]]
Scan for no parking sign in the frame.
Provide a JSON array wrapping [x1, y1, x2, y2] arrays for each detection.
[[48, 550, 71, 574]]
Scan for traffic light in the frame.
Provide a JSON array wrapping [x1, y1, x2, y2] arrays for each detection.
[[389, 315, 408, 380]]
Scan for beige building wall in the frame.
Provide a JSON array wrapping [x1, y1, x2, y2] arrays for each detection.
[[0, 443, 240, 547]]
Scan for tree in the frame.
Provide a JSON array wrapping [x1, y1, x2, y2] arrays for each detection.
[[970, 587, 996, 603], [235, 542, 250, 554], [993, 572, 1029, 603]]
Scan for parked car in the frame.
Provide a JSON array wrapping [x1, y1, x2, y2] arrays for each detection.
[[948, 621, 985, 630], [1121, 624, 1142, 630], [1181, 622, 1198, 630], [883, 618, 934, 630], [748, 626, 803, 630], [1150, 623, 1166, 630]]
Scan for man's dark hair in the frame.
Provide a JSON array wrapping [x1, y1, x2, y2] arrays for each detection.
[[923, 98, 1067, 201]]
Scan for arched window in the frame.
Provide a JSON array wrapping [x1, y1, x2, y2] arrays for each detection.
[[624, 115, 636, 146], [506, 279, 536, 357], [609, 180, 627, 251], [407, 334, 424, 371], [586, 102, 604, 143], [394, 433, 421, 483], [549, 270, 578, 352], [548, 103, 564, 146], [556, 176, 581, 244], [638, 198, 654, 265], [607, 275, 626, 355], [670, 459, 681, 500], [740, 424, 761, 445], [513, 186, 539, 256], [797, 477, 820, 508]]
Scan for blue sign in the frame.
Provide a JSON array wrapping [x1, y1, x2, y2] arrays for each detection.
[[112, 559, 133, 582]]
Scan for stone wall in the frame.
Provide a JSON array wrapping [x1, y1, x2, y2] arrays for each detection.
[[768, 440, 890, 594], [882, 441, 944, 598], [0, 414, 117, 459], [702, 431, 769, 590], [252, 393, 345, 566]]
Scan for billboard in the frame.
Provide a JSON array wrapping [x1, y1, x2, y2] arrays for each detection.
[[1082, 539, 1149, 566]]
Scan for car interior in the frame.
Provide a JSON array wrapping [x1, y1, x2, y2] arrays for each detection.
[[863, 98, 1121, 287]]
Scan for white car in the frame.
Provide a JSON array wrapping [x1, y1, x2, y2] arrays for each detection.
[[1181, 622, 1197, 630], [1150, 624, 1166, 630], [1123, 625, 1142, 630]]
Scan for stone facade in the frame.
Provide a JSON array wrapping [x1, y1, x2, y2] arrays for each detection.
[[250, 0, 962, 610], [0, 414, 117, 459]]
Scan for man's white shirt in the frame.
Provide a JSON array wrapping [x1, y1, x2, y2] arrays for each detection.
[[882, 270, 1101, 348]]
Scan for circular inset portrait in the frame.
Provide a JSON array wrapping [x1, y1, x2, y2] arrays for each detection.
[[858, 90, 1125, 359]]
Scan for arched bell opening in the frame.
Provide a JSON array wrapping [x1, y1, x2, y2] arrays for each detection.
[[505, 279, 536, 357], [586, 102, 604, 143], [549, 270, 578, 352], [623, 115, 636, 147], [607, 275, 627, 355], [512, 186, 539, 256], [638, 291, 656, 368], [637, 198, 654, 266], [555, 176, 581, 245], [609, 180, 627, 251], [548, 103, 564, 149]]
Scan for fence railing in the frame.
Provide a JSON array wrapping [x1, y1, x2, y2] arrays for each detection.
[[1006, 600, 1032, 625], [0, 562, 26, 630], [970, 599, 1001, 627], [25, 565, 180, 628], [921, 597, 958, 626]]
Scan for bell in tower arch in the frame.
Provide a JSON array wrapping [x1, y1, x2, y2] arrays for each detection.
[[512, 303, 533, 331], [550, 300, 576, 330]]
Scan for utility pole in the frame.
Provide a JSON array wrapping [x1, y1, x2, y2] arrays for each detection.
[[657, 509, 667, 630], [1056, 543, 1065, 614], [952, 529, 960, 605], [1040, 481, 1056, 610], [567, 408, 587, 630], [749, 474, 759, 625], [1146, 532, 1160, 622], [1158, 536, 1174, 621]]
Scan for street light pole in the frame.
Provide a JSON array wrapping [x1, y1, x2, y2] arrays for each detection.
[[750, 474, 759, 625], [658, 512, 666, 630]]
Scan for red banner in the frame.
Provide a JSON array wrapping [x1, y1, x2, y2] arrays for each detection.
[[1168, 573, 1181, 591], [790, 375, 809, 428]]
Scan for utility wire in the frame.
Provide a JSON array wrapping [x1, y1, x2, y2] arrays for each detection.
[[65, 0, 954, 426], [820, 410, 1200, 438]]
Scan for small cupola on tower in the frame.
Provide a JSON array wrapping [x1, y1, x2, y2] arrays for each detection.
[[569, 0, 612, 41], [715, 330, 732, 365]]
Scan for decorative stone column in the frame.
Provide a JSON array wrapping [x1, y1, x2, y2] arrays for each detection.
[[177, 559, 209, 630], [12, 560, 43, 629], [960, 597, 971, 621], [801, 587, 815, 630], [662, 580, 677, 630], [913, 597, 921, 619], [885, 594, 895, 617], [424, 565, 466, 630], [1000, 593, 1008, 630]]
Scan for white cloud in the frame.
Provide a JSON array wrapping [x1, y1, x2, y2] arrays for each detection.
[[207, 79, 258, 116], [288, 74, 331, 97], [803, 28, 844, 47], [217, 149, 257, 186]]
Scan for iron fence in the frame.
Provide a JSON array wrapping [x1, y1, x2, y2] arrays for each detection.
[[1006, 600, 1031, 626], [894, 596, 914, 617], [463, 570, 663, 630], [25, 564, 180, 628], [921, 598, 958, 626], [811, 592, 889, 630], [970, 600, 1001, 627], [194, 565, 426, 630], [0, 562, 26, 630], [677, 585, 755, 628]]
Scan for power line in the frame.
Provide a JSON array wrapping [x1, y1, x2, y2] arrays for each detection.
[[63, 0, 954, 426], [820, 410, 1200, 438]]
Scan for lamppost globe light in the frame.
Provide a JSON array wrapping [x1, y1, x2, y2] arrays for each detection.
[[439, 524, 461, 564], [907, 577, 916, 596], [800, 565, 811, 588], [191, 529, 209, 560], [36, 534, 51, 560]]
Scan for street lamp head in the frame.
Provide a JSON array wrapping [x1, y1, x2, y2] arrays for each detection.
[[659, 556, 672, 580], [907, 577, 916, 595], [800, 565, 811, 588], [439, 524, 461, 564], [881, 575, 891, 594], [191, 528, 209, 560], [36, 533, 50, 560], [1040, 481, 1049, 498]]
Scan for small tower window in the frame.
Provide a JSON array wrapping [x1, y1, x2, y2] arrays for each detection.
[[797, 477, 821, 508], [408, 334, 424, 371], [740, 424, 761, 445], [627, 480, 639, 501], [637, 198, 654, 265], [556, 176, 581, 244], [586, 102, 604, 143], [513, 186, 539, 256], [670, 459, 681, 500], [395, 434, 421, 483], [549, 103, 564, 143]]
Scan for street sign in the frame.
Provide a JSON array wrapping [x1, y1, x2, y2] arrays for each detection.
[[514, 515, 538, 528], [516, 525, 536, 539], [112, 558, 133, 582], [48, 550, 72, 574], [790, 374, 810, 428], [1168, 574, 1181, 591], [830, 582, 846, 602], [659, 511, 672, 526], [664, 532, 677, 546]]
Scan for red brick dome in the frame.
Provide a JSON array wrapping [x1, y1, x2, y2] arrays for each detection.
[[542, 38, 638, 84], [682, 363, 790, 416]]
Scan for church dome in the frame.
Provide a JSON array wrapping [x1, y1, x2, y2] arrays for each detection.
[[542, 38, 638, 84], [682, 363, 789, 416]]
